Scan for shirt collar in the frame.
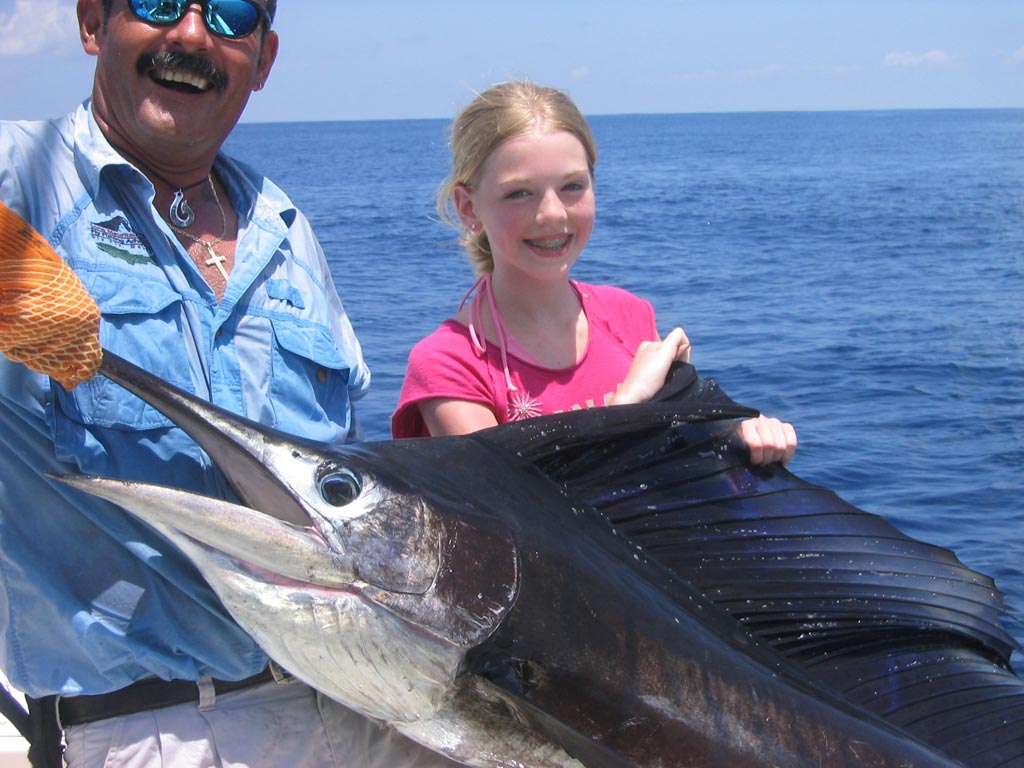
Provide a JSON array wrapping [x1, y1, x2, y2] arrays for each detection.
[[70, 99, 294, 240]]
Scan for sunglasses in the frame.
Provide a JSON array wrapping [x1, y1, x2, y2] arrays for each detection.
[[128, 0, 269, 39]]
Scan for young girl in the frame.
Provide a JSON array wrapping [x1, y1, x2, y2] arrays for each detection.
[[392, 81, 796, 465]]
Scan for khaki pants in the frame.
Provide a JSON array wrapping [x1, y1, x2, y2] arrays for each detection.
[[62, 678, 462, 768]]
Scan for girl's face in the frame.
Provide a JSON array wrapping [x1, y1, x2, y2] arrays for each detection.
[[455, 129, 595, 284]]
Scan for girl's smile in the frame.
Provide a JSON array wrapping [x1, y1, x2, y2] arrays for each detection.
[[525, 233, 573, 255]]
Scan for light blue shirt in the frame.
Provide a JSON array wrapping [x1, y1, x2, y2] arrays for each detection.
[[0, 102, 371, 697]]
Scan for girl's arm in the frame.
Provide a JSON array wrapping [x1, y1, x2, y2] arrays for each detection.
[[420, 398, 500, 436], [416, 324, 798, 466]]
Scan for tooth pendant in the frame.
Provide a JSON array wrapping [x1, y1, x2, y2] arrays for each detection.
[[169, 189, 195, 228]]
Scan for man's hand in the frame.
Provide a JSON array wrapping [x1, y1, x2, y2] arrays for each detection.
[[0, 201, 101, 389]]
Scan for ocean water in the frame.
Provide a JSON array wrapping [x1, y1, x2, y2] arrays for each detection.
[[225, 109, 1024, 653]]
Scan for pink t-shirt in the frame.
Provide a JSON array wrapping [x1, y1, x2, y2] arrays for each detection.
[[392, 282, 659, 438]]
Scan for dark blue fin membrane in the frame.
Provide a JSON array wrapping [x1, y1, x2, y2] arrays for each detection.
[[481, 364, 1024, 768]]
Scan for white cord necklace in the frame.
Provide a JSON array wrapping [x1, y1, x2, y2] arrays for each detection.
[[167, 176, 208, 227]]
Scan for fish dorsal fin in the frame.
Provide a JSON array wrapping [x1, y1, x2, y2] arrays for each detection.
[[478, 362, 756, 460], [475, 364, 1024, 766]]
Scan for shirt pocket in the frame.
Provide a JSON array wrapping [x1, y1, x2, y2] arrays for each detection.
[[51, 273, 195, 467], [266, 318, 356, 442]]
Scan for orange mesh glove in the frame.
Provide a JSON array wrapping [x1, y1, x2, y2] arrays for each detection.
[[0, 201, 102, 390]]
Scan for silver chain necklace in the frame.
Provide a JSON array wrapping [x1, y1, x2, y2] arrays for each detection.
[[170, 175, 230, 281]]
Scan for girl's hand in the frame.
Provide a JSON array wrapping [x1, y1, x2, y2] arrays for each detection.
[[611, 327, 691, 406], [739, 415, 798, 466]]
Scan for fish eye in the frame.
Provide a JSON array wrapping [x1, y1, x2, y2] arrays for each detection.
[[318, 469, 361, 507]]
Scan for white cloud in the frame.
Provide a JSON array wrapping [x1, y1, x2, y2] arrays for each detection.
[[0, 0, 78, 57], [883, 50, 955, 68], [570, 66, 591, 82], [1009, 48, 1024, 64]]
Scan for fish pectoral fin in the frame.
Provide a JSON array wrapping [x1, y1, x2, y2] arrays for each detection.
[[472, 674, 638, 768]]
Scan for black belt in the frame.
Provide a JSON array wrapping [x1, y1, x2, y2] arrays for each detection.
[[57, 666, 283, 727]]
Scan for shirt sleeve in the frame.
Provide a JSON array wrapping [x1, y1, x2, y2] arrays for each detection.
[[391, 322, 498, 438], [580, 283, 660, 350]]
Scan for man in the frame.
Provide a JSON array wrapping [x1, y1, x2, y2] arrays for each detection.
[[0, 1, 460, 766]]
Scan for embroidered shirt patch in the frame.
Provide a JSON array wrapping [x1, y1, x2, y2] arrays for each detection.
[[91, 216, 156, 265]]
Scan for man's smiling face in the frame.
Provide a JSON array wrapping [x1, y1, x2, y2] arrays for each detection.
[[80, 0, 278, 166]]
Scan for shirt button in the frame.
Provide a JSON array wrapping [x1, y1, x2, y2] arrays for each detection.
[[316, 367, 328, 383]]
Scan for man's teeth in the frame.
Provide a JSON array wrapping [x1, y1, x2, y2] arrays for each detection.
[[154, 68, 212, 91], [527, 235, 571, 250]]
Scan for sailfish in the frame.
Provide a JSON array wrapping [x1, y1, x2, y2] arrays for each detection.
[[3, 196, 1020, 766], [55, 351, 1024, 767]]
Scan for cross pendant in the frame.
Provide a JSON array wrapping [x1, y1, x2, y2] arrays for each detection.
[[204, 246, 230, 282]]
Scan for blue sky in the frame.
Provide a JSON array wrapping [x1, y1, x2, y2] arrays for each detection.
[[1, 0, 1021, 123]]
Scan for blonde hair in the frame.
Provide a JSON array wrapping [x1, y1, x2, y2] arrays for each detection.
[[437, 81, 598, 274]]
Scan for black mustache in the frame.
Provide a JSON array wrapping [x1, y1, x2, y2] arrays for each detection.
[[138, 51, 227, 92]]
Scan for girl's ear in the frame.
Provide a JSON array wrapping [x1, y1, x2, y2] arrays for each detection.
[[453, 184, 480, 232]]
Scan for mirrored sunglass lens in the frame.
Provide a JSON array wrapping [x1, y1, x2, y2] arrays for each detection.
[[129, 0, 262, 37], [206, 1, 262, 37], [131, 0, 188, 23]]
